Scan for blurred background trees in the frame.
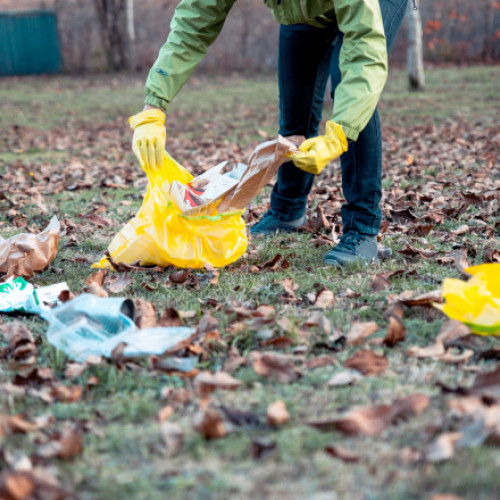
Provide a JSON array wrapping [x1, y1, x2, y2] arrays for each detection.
[[0, 0, 498, 74]]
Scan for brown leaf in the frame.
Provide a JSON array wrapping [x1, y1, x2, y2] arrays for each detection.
[[58, 289, 75, 303], [383, 316, 406, 347], [305, 355, 337, 370], [436, 320, 472, 345], [468, 365, 500, 401], [303, 312, 331, 335], [86, 269, 107, 287], [484, 246, 500, 263], [425, 432, 462, 462], [400, 289, 442, 307], [224, 347, 245, 373], [51, 385, 83, 403], [37, 428, 83, 459], [371, 273, 391, 292], [134, 299, 157, 329], [267, 400, 290, 426], [192, 408, 226, 439], [407, 342, 446, 359], [106, 272, 133, 293], [64, 362, 88, 380], [314, 288, 335, 309], [282, 277, 297, 301], [158, 405, 174, 422], [83, 281, 108, 297], [168, 268, 192, 285], [194, 371, 242, 404], [346, 321, 379, 346], [344, 350, 388, 376], [249, 351, 301, 383], [157, 307, 183, 327], [261, 253, 291, 271], [325, 445, 360, 463], [450, 249, 471, 279], [309, 394, 429, 436], [0, 471, 35, 500]]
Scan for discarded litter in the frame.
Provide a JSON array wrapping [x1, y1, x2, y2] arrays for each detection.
[[0, 216, 60, 278], [434, 263, 500, 335], [0, 277, 69, 314], [93, 137, 298, 270], [42, 294, 195, 362]]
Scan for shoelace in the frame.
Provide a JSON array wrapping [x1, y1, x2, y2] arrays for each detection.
[[338, 232, 366, 252]]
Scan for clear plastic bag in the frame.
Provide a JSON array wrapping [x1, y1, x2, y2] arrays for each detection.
[[43, 294, 195, 362]]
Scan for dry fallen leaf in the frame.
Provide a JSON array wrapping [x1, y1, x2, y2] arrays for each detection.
[[194, 371, 242, 405], [344, 350, 388, 376], [134, 299, 157, 329], [37, 428, 83, 459], [84, 269, 108, 297], [383, 316, 406, 347], [309, 394, 429, 436], [425, 432, 463, 462], [346, 321, 379, 346], [249, 351, 301, 383], [51, 385, 83, 403], [314, 288, 335, 309], [267, 400, 290, 426], [192, 408, 226, 439], [325, 445, 360, 463], [106, 272, 133, 293]]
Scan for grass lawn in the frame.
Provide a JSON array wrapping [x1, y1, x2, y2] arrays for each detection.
[[0, 65, 499, 500]]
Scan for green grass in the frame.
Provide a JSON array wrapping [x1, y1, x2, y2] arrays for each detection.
[[0, 65, 499, 499]]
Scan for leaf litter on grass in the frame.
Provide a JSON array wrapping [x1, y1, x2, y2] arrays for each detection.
[[1, 72, 500, 498]]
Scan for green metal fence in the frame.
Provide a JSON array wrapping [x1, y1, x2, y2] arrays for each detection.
[[0, 9, 62, 76]]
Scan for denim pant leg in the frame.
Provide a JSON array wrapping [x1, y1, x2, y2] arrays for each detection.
[[270, 23, 337, 221], [331, 0, 408, 235]]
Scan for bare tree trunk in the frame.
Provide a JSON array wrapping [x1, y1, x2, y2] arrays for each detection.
[[407, 2, 425, 91], [126, 0, 136, 71], [93, 0, 128, 71]]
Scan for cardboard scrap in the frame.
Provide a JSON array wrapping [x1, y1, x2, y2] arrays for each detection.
[[0, 216, 60, 279], [167, 136, 300, 216]]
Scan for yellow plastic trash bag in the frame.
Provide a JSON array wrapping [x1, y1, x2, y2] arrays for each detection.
[[434, 263, 500, 335], [93, 152, 248, 269]]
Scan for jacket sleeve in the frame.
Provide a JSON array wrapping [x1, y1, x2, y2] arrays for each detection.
[[332, 0, 388, 141], [144, 0, 237, 111]]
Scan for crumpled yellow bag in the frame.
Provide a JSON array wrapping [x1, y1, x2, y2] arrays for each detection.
[[93, 153, 248, 269], [434, 263, 500, 335]]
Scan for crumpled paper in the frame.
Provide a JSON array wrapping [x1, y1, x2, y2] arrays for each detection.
[[0, 216, 60, 279], [434, 263, 500, 335]]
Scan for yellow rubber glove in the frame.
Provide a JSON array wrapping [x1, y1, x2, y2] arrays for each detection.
[[129, 108, 166, 172], [289, 121, 348, 175]]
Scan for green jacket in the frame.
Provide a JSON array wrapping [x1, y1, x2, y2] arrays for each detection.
[[144, 0, 387, 141]]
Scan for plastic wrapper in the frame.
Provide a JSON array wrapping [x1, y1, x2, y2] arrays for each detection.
[[0, 277, 69, 314], [434, 263, 500, 335], [43, 294, 195, 362], [94, 137, 297, 270]]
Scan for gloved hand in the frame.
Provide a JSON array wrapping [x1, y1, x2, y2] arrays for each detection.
[[288, 121, 348, 175], [129, 108, 166, 172]]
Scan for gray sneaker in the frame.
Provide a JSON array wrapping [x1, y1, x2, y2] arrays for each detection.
[[324, 231, 378, 267]]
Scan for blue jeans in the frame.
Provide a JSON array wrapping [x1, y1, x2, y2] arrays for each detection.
[[270, 0, 408, 235]]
